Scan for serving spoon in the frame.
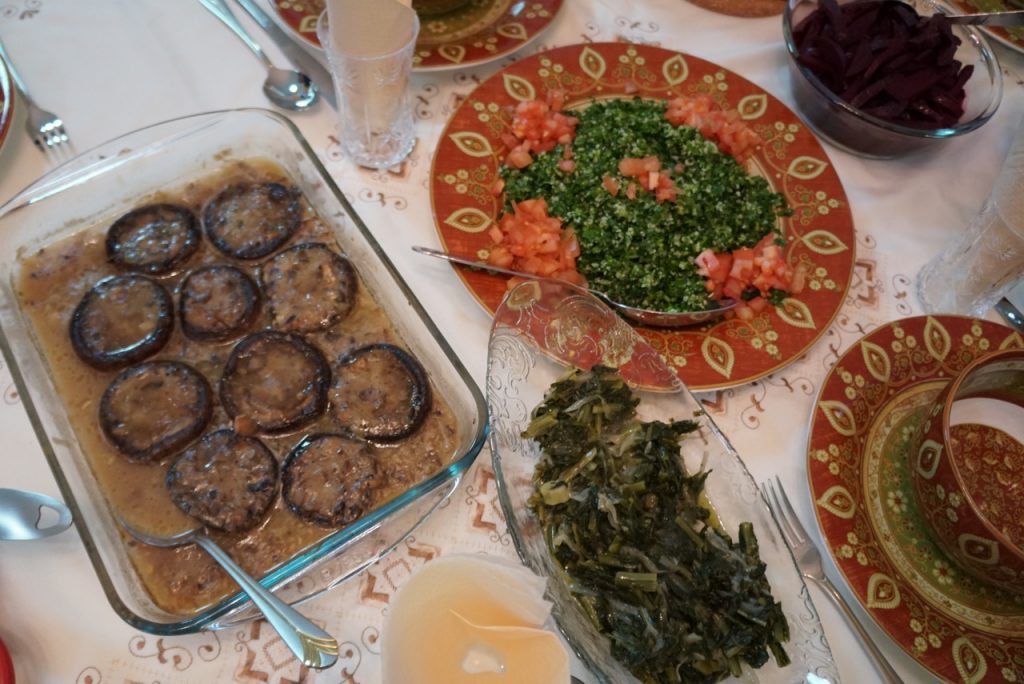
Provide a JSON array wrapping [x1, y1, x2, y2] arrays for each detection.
[[413, 246, 737, 327], [0, 488, 72, 540], [118, 518, 339, 669], [198, 0, 319, 110]]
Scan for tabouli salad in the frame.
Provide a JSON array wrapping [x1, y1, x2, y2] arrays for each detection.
[[486, 92, 806, 319]]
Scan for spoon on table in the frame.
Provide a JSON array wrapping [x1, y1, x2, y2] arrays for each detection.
[[118, 517, 339, 669], [0, 488, 72, 540], [412, 246, 737, 328], [198, 0, 319, 110]]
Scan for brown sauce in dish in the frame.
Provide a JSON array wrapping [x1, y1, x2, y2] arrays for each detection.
[[16, 160, 458, 616]]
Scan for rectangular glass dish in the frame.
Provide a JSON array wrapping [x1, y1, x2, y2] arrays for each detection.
[[0, 108, 488, 634]]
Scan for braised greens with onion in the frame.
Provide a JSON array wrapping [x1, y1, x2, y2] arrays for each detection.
[[525, 365, 790, 683]]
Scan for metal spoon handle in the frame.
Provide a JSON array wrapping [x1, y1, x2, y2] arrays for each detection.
[[197, 0, 274, 70], [947, 8, 1024, 26], [0, 488, 73, 540], [412, 245, 544, 282], [192, 534, 339, 669]]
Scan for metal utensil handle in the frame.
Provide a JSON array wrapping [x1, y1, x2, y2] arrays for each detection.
[[412, 245, 542, 282], [197, 0, 274, 70], [814, 574, 904, 684], [193, 534, 339, 669], [0, 488, 73, 540], [947, 8, 1024, 26]]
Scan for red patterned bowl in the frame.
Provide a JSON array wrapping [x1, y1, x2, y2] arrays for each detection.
[[911, 348, 1024, 594]]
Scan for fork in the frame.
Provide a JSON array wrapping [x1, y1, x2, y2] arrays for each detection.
[[761, 476, 904, 684], [0, 39, 71, 153]]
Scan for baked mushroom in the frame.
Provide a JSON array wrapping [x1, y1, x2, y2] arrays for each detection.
[[203, 182, 301, 260], [179, 264, 261, 342], [282, 433, 380, 527], [219, 330, 330, 435], [106, 203, 201, 275], [260, 242, 357, 333], [99, 361, 212, 462], [69, 274, 174, 370], [329, 343, 431, 442], [166, 429, 278, 533]]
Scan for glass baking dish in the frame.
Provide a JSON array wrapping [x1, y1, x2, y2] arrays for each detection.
[[0, 108, 488, 634]]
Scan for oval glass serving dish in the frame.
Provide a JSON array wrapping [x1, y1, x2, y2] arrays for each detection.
[[485, 278, 838, 683], [0, 108, 488, 635]]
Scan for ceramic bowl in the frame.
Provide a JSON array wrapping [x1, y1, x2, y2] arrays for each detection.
[[782, 0, 1002, 158], [911, 348, 1024, 594]]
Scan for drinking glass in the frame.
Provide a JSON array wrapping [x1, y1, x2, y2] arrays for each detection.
[[317, 11, 419, 169], [917, 117, 1024, 317]]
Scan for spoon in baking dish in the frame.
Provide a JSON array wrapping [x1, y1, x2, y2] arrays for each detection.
[[198, 0, 319, 111], [0, 488, 73, 540], [118, 518, 339, 669], [413, 246, 737, 327]]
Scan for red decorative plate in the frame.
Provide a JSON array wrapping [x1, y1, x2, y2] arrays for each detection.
[[808, 315, 1024, 683], [950, 0, 1024, 54], [271, 0, 563, 71], [430, 42, 855, 391], [0, 52, 14, 159], [0, 634, 13, 684]]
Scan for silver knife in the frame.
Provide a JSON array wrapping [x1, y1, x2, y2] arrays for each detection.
[[232, 0, 337, 109]]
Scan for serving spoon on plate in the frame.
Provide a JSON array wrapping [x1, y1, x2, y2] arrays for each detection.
[[413, 246, 737, 327], [118, 518, 339, 669]]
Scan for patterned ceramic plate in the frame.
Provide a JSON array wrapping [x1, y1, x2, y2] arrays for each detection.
[[430, 42, 855, 391], [0, 51, 13, 159], [951, 0, 1024, 54], [808, 315, 1024, 683], [271, 0, 563, 71], [685, 0, 784, 16]]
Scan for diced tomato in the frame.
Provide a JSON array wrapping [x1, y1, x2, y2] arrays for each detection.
[[665, 94, 762, 163], [503, 96, 580, 168], [506, 145, 533, 169], [602, 175, 620, 196], [694, 233, 797, 311], [558, 160, 576, 173], [487, 198, 586, 288]]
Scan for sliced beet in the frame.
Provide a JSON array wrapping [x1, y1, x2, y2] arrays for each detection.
[[794, 0, 971, 129]]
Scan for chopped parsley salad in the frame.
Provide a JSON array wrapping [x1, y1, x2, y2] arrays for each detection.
[[487, 93, 805, 317]]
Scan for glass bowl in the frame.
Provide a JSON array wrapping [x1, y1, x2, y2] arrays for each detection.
[[783, 0, 1003, 159], [485, 279, 839, 683], [0, 108, 488, 635]]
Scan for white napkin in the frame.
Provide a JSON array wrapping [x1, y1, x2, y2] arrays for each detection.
[[325, 0, 417, 57]]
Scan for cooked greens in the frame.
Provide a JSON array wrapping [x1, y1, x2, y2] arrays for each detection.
[[501, 98, 790, 312], [525, 365, 789, 683]]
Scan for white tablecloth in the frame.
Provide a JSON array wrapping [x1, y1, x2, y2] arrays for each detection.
[[1, 1, 1023, 682]]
